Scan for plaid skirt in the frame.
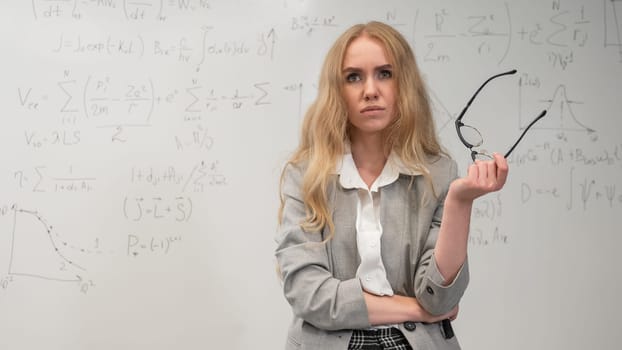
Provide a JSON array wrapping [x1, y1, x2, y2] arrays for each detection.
[[348, 327, 413, 350]]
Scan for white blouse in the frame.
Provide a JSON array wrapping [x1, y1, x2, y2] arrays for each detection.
[[336, 151, 421, 296]]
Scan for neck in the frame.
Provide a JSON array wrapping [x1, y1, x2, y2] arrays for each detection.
[[349, 133, 389, 187]]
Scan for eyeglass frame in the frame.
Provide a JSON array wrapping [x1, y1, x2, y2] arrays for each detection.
[[454, 69, 547, 161]]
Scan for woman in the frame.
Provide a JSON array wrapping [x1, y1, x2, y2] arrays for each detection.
[[275, 21, 508, 350]]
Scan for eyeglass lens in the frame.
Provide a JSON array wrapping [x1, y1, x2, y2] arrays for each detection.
[[455, 69, 547, 161]]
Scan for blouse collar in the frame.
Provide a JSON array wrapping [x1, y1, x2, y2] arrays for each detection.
[[335, 146, 424, 192]]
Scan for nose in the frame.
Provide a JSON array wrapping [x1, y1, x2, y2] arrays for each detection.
[[363, 78, 379, 101]]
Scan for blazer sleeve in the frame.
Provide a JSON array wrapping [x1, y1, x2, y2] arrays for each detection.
[[274, 163, 371, 331], [414, 158, 470, 316]]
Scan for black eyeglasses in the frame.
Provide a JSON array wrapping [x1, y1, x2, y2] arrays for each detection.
[[455, 69, 547, 161]]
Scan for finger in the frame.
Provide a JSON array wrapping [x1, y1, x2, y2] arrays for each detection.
[[493, 153, 509, 186], [467, 161, 479, 181], [446, 308, 458, 321], [451, 305, 459, 317], [443, 305, 459, 320], [475, 160, 489, 186], [486, 159, 497, 188]]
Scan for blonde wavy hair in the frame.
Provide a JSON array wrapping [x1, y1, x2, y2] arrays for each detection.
[[279, 21, 444, 235]]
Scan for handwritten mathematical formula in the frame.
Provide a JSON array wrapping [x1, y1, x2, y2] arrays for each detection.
[[1, 1, 620, 297]]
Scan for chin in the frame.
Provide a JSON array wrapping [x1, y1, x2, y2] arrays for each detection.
[[353, 123, 391, 135]]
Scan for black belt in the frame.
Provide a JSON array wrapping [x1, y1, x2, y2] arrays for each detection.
[[357, 327, 404, 337], [357, 320, 454, 340], [402, 320, 455, 339]]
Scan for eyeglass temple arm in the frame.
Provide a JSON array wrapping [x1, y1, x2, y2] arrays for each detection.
[[456, 69, 517, 122], [503, 109, 548, 158]]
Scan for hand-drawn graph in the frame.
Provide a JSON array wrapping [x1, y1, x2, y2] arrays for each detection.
[[530, 84, 595, 138], [518, 74, 595, 138], [5, 205, 95, 292], [605, 0, 622, 62]]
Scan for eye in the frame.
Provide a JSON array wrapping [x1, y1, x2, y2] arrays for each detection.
[[345, 72, 361, 83], [378, 69, 393, 79]]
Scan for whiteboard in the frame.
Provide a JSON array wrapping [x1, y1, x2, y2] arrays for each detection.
[[0, 1, 620, 349]]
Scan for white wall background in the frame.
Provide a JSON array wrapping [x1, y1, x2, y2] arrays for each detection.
[[0, 1, 620, 349]]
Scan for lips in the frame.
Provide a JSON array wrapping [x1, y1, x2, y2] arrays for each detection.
[[360, 105, 385, 113]]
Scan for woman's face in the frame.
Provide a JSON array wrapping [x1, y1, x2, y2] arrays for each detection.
[[341, 34, 397, 138]]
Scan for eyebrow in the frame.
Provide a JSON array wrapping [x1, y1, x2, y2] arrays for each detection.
[[342, 64, 393, 73]]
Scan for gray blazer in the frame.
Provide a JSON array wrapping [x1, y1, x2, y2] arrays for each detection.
[[275, 155, 468, 350]]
